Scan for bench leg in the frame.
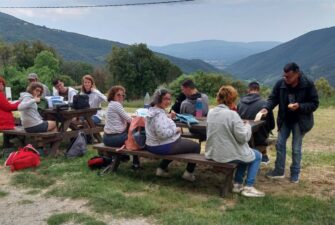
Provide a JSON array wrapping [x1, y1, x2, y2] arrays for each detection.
[[220, 169, 234, 198], [100, 155, 121, 174]]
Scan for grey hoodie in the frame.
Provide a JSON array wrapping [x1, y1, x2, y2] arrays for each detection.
[[18, 92, 43, 128], [145, 107, 180, 146], [180, 92, 209, 116]]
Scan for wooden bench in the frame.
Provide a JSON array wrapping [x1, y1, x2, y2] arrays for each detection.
[[93, 143, 237, 197], [2, 126, 62, 156]]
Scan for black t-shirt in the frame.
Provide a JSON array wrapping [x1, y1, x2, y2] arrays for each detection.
[[285, 86, 299, 124]]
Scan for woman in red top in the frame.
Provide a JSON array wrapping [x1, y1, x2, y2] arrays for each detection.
[[0, 76, 20, 130]]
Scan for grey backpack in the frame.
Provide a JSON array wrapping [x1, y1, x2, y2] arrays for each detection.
[[66, 131, 87, 158]]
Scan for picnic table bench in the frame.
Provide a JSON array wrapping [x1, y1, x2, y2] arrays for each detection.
[[2, 126, 62, 155], [93, 143, 238, 197]]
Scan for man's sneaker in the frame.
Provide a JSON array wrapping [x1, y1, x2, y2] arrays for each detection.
[[241, 186, 265, 197], [265, 170, 285, 179], [182, 170, 196, 182], [290, 174, 300, 183], [156, 168, 170, 177], [261, 155, 270, 165], [232, 183, 244, 193]]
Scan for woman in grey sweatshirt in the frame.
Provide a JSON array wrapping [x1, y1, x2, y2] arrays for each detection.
[[18, 82, 57, 133], [145, 88, 200, 182]]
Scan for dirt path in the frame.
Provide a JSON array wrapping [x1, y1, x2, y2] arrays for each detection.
[[0, 167, 153, 225]]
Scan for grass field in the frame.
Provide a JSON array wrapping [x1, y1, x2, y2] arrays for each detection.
[[1, 107, 334, 225]]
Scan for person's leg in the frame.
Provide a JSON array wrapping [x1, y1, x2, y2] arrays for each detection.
[[103, 132, 127, 147], [92, 115, 101, 125], [47, 120, 57, 132], [169, 138, 200, 173], [245, 149, 262, 186], [275, 122, 292, 174], [290, 123, 305, 182], [234, 163, 247, 184]]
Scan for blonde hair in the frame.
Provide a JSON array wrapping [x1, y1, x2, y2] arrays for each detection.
[[216, 85, 238, 107], [81, 74, 96, 92]]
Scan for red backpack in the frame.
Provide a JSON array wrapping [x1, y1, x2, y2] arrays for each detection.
[[124, 116, 146, 150], [4, 144, 41, 172]]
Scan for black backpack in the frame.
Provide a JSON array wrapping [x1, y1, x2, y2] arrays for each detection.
[[72, 94, 90, 109]]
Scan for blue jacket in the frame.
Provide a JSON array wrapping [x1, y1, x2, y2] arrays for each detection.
[[265, 75, 319, 133]]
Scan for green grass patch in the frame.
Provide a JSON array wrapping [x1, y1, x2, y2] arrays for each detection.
[[0, 190, 8, 198], [18, 199, 34, 205], [47, 212, 106, 225], [303, 151, 335, 167]]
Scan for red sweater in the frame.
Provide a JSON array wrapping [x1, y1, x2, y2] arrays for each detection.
[[0, 92, 20, 130]]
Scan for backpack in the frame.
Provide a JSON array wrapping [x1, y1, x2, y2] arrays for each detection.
[[66, 131, 87, 158], [124, 116, 146, 150], [87, 156, 113, 170], [4, 144, 40, 172], [72, 94, 90, 110], [176, 114, 199, 127]]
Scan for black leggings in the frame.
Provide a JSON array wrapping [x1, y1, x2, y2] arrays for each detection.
[[159, 138, 200, 173]]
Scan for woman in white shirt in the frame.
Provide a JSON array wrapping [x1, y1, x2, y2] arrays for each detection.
[[80, 74, 107, 124]]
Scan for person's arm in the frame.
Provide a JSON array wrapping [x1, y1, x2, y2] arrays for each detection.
[[153, 114, 178, 140], [232, 113, 252, 144], [266, 81, 281, 111], [18, 97, 37, 111], [93, 89, 107, 103], [115, 103, 132, 123], [298, 83, 319, 114], [68, 88, 78, 103], [0, 93, 19, 111]]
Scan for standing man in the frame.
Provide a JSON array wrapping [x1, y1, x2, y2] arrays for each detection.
[[52, 79, 78, 103], [27, 73, 51, 98], [261, 62, 319, 183], [237, 81, 275, 165]]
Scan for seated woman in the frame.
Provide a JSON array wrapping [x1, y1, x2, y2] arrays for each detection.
[[18, 82, 57, 133], [205, 85, 264, 197], [145, 88, 200, 181], [103, 85, 140, 169], [81, 74, 107, 124], [0, 76, 21, 146]]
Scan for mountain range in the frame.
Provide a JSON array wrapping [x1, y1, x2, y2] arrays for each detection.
[[0, 12, 220, 74], [226, 26, 335, 86], [150, 40, 280, 69]]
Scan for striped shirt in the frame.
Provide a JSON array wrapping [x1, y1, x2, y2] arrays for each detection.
[[104, 101, 132, 134]]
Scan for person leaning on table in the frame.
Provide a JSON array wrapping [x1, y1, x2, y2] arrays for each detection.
[[18, 82, 57, 133], [145, 88, 201, 182], [205, 85, 265, 197]]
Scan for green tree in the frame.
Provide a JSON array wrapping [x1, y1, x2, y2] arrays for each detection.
[[315, 77, 334, 98], [60, 61, 93, 85], [0, 41, 13, 76], [107, 44, 182, 99]]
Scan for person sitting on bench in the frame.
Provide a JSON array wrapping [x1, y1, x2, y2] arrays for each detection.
[[205, 85, 265, 197], [18, 82, 57, 133], [145, 88, 200, 182]]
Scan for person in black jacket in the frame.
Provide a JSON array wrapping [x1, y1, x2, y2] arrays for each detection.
[[260, 62, 319, 183], [237, 81, 275, 165]]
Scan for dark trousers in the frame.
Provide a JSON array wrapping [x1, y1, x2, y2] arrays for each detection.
[[159, 138, 200, 173]]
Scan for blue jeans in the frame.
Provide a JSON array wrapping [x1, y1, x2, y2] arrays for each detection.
[[92, 115, 101, 125], [103, 132, 128, 147], [231, 149, 262, 186], [275, 122, 305, 176]]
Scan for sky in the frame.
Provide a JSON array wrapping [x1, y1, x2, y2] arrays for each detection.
[[0, 0, 335, 46]]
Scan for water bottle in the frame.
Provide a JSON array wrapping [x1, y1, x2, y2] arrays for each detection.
[[195, 98, 203, 118], [144, 92, 150, 109]]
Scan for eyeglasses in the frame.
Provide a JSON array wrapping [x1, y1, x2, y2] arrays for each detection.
[[116, 93, 126, 98]]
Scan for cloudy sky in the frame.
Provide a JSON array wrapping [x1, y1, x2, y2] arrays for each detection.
[[1, 0, 335, 46]]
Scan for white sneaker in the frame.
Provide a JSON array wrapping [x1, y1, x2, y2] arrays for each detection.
[[182, 170, 196, 182], [156, 168, 170, 177], [241, 186, 265, 197], [232, 183, 244, 193]]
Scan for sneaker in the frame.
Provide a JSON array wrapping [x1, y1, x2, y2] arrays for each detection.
[[261, 155, 270, 165], [156, 168, 170, 177], [232, 183, 244, 193], [290, 174, 300, 183], [241, 186, 265, 197], [182, 170, 196, 182], [265, 170, 285, 179]]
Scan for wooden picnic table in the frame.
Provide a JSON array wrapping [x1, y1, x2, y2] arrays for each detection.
[[43, 107, 103, 143], [175, 117, 265, 147]]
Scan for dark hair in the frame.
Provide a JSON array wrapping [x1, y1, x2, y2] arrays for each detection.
[[283, 62, 300, 73], [52, 79, 61, 86], [27, 82, 44, 95], [107, 85, 126, 102], [181, 79, 195, 89], [248, 81, 260, 91], [150, 88, 170, 107]]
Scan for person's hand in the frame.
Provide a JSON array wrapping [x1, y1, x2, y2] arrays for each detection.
[[170, 110, 176, 119], [34, 97, 41, 103], [260, 108, 268, 116], [288, 103, 299, 111], [176, 127, 182, 133]]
